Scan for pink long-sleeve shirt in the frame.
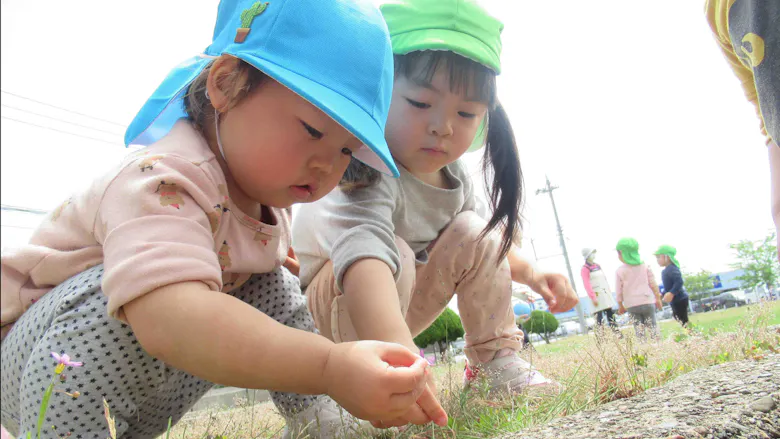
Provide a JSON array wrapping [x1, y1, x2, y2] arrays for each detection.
[[615, 264, 658, 309], [1, 121, 290, 340], [580, 263, 598, 301]]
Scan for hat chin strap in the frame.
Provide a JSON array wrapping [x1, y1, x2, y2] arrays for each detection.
[[214, 107, 228, 163]]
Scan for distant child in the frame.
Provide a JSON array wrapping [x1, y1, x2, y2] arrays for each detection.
[[615, 238, 663, 340], [580, 248, 618, 332], [654, 245, 690, 327], [0, 0, 441, 437], [293, 0, 578, 427]]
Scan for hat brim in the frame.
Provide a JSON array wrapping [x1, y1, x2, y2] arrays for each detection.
[[125, 55, 213, 147], [126, 53, 399, 178], [391, 28, 500, 73], [622, 252, 642, 265]]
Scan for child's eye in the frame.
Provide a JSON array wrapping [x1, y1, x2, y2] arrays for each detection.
[[405, 98, 430, 109], [458, 111, 477, 118], [301, 120, 323, 139], [341, 147, 353, 156]]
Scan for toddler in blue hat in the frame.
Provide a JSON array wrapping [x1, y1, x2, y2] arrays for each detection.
[[0, 0, 441, 437]]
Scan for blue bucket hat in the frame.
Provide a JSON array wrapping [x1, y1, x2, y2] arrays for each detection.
[[124, 0, 399, 177]]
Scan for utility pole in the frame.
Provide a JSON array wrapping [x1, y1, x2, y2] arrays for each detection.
[[536, 176, 588, 334]]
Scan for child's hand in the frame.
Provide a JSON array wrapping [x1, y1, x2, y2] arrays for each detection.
[[368, 369, 446, 428], [528, 272, 578, 313], [283, 247, 300, 277], [370, 381, 446, 428], [323, 341, 447, 424], [618, 304, 627, 315]]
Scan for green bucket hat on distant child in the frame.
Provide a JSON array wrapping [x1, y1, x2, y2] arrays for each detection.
[[380, 0, 503, 152], [654, 245, 680, 267], [616, 237, 643, 266]]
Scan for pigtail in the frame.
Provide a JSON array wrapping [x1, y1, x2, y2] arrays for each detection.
[[479, 101, 523, 260]]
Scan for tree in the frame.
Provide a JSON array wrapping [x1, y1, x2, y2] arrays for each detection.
[[522, 310, 559, 344], [413, 308, 465, 357], [729, 232, 780, 292], [682, 269, 714, 301]]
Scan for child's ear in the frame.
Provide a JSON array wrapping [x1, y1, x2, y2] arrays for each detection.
[[206, 55, 240, 113]]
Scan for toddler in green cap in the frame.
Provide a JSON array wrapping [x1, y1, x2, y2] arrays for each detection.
[[654, 245, 690, 327], [294, 0, 579, 427], [615, 238, 663, 340]]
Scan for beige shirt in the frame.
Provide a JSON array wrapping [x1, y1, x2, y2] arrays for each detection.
[[1, 121, 290, 339], [293, 160, 476, 291]]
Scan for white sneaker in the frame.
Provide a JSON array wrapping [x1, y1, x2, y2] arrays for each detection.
[[464, 354, 559, 395], [281, 396, 378, 439]]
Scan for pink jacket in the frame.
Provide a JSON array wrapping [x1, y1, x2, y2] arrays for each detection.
[[580, 263, 599, 301], [615, 264, 658, 308]]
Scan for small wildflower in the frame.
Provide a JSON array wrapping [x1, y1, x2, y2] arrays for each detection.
[[51, 352, 83, 374]]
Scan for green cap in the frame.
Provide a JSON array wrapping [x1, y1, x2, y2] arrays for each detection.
[[616, 237, 643, 266], [654, 245, 680, 267], [380, 0, 504, 74]]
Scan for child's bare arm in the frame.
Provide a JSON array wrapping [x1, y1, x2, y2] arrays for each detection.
[[342, 259, 418, 353], [507, 246, 578, 313], [123, 281, 432, 422], [342, 258, 448, 426], [124, 281, 332, 393]]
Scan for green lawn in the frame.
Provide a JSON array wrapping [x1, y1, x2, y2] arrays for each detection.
[[533, 301, 780, 355]]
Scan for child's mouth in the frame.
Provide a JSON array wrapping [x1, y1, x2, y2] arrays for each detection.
[[290, 184, 314, 201]]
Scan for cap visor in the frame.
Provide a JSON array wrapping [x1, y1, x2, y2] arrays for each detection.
[[235, 52, 399, 177], [391, 28, 500, 73]]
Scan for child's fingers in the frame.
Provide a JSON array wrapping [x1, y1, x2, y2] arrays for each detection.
[[532, 280, 557, 309], [385, 390, 423, 416], [388, 400, 431, 425], [381, 359, 428, 394], [415, 386, 448, 426], [371, 418, 409, 429], [380, 342, 423, 367]]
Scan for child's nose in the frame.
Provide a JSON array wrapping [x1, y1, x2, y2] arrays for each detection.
[[427, 113, 453, 137], [309, 151, 338, 175]]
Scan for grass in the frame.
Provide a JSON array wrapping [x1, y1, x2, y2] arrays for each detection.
[[7, 303, 777, 439], [534, 301, 780, 356], [161, 301, 779, 438]]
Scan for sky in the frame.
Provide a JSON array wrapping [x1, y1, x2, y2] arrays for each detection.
[[1, 0, 774, 301]]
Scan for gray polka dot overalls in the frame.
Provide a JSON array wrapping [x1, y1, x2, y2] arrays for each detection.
[[1, 265, 318, 438]]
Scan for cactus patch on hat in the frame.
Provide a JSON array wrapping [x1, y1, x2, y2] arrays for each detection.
[[235, 2, 270, 43]]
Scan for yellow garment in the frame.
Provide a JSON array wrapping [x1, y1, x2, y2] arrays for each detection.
[[705, 0, 771, 144]]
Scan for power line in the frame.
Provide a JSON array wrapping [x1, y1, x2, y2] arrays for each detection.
[[0, 224, 38, 231], [1, 90, 126, 127], [1, 115, 124, 147], [2, 104, 124, 136], [1, 204, 48, 215]]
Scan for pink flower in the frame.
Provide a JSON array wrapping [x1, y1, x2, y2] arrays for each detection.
[[51, 352, 83, 368]]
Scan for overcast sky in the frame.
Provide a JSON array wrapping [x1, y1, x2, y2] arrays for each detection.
[[1, 0, 774, 300]]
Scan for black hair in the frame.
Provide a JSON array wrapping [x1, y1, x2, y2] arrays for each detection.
[[340, 50, 524, 259]]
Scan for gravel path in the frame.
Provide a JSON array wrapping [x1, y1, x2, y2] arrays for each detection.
[[500, 354, 779, 439]]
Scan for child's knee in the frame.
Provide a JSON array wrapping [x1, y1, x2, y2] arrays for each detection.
[[446, 211, 502, 256]]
